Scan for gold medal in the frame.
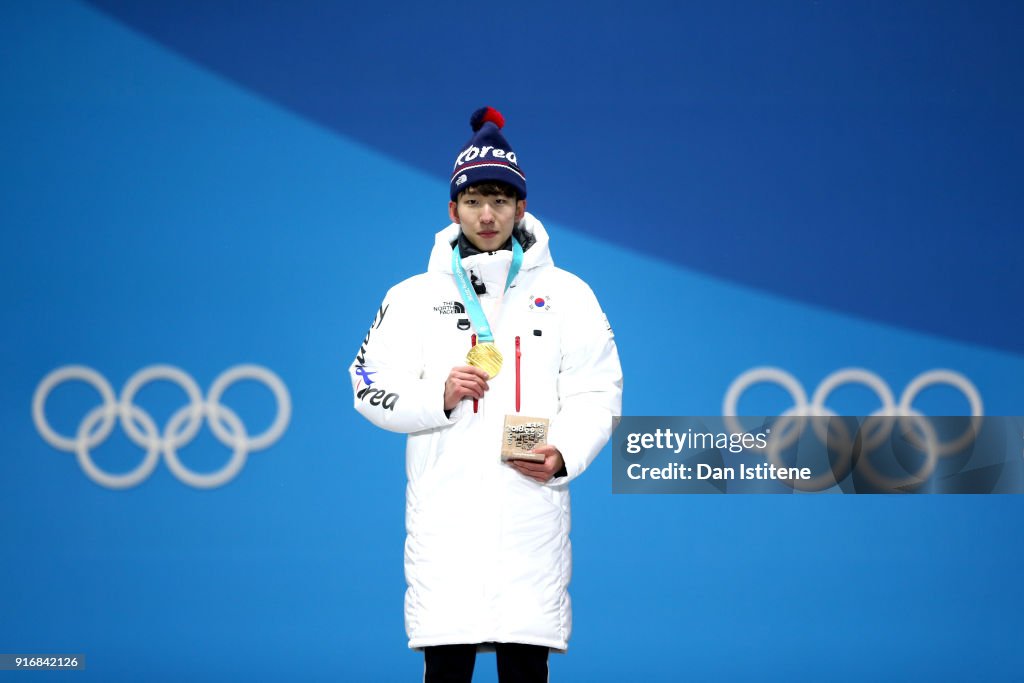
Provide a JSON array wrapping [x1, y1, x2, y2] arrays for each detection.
[[467, 342, 503, 378]]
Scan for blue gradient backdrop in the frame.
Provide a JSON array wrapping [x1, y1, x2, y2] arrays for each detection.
[[2, 2, 1022, 681]]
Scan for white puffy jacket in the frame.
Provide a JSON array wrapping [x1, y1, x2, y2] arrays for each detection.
[[350, 213, 623, 651]]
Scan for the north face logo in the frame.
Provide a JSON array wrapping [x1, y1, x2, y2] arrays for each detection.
[[434, 301, 466, 315]]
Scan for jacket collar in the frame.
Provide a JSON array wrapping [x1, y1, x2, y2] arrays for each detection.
[[454, 222, 538, 258], [427, 211, 554, 278]]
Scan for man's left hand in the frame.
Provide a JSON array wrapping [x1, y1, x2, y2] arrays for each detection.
[[509, 445, 564, 483]]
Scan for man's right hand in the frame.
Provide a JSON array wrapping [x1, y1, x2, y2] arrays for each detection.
[[444, 366, 490, 411]]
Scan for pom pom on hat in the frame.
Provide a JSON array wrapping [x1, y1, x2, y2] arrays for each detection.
[[470, 106, 505, 131]]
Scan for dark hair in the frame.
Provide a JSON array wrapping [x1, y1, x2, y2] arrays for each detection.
[[458, 181, 520, 200]]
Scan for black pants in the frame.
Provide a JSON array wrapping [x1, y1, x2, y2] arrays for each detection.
[[424, 643, 549, 683]]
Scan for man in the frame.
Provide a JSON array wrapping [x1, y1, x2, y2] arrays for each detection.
[[351, 106, 622, 682]]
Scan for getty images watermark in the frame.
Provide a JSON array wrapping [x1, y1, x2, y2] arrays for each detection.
[[612, 416, 1024, 494]]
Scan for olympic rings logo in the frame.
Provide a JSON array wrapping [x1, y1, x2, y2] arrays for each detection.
[[722, 367, 984, 491], [32, 365, 291, 490]]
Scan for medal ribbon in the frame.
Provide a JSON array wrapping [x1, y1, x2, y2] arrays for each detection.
[[451, 237, 523, 343]]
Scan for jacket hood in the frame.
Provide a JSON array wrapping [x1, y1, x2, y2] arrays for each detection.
[[426, 211, 554, 276]]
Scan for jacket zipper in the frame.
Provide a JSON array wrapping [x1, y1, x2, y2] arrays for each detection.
[[471, 333, 478, 414], [515, 335, 521, 413]]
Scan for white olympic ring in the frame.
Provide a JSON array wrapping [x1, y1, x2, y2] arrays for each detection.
[[857, 409, 941, 490], [763, 409, 853, 492], [32, 364, 291, 489], [723, 367, 983, 492]]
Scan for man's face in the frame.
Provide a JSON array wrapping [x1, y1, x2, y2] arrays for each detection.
[[449, 186, 526, 252]]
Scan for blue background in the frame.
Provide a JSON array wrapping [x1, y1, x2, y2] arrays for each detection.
[[2, 1, 1022, 680]]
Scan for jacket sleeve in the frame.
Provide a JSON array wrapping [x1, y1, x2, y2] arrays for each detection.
[[545, 282, 623, 484], [349, 284, 454, 434]]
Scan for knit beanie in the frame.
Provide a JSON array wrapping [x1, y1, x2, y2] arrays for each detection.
[[449, 107, 527, 201]]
